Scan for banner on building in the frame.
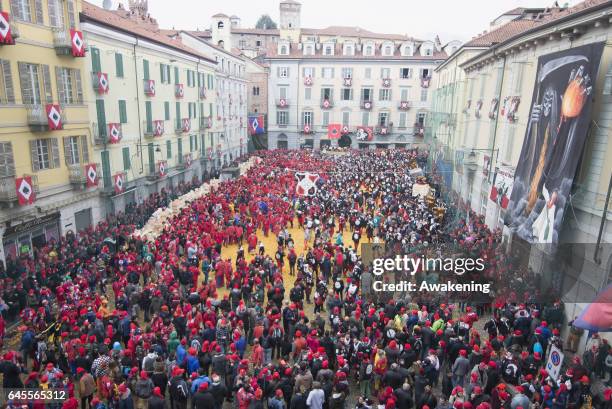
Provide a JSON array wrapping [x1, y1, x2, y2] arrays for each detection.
[[504, 42, 605, 246], [490, 166, 515, 209], [70, 29, 85, 57], [248, 115, 265, 135], [356, 126, 373, 141], [327, 123, 341, 139], [15, 176, 36, 206], [85, 164, 98, 187]]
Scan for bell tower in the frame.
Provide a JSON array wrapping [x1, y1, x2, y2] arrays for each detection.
[[279, 0, 301, 42]]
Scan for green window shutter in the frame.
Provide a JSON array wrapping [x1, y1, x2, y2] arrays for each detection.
[[175, 102, 181, 129], [200, 134, 205, 154], [174, 66, 179, 84], [115, 53, 123, 77], [148, 143, 155, 174], [189, 134, 193, 152], [164, 101, 170, 120], [91, 47, 101, 72], [143, 59, 150, 80], [95, 99, 106, 136], [160, 63, 165, 83], [177, 137, 183, 162], [122, 146, 130, 170], [145, 101, 152, 127], [166, 140, 171, 159], [118, 100, 127, 123], [194, 134, 198, 151], [101, 150, 111, 188]]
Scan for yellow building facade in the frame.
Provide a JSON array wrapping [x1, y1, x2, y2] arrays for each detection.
[[0, 0, 96, 262]]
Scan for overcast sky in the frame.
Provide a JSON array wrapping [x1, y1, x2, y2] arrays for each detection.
[[90, 0, 577, 42]]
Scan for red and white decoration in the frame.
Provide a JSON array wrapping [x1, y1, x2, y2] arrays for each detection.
[[144, 79, 155, 96], [15, 176, 35, 206], [154, 120, 164, 136], [45, 104, 62, 130], [322, 99, 331, 109], [379, 126, 389, 135], [382, 78, 391, 87], [399, 101, 410, 110], [207, 147, 213, 159], [181, 118, 190, 133], [85, 163, 98, 188], [356, 126, 373, 141], [421, 77, 431, 88], [206, 117, 213, 129], [363, 100, 372, 110], [341, 125, 350, 135], [158, 161, 167, 177], [0, 11, 15, 45], [113, 173, 125, 194], [343, 77, 352, 86], [97, 72, 109, 94], [108, 123, 121, 143], [304, 76, 312, 86], [303, 124, 311, 134], [175, 83, 184, 98], [278, 98, 287, 108], [295, 172, 319, 197], [70, 29, 85, 57]]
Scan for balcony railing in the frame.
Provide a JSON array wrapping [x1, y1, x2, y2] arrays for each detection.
[[0, 174, 39, 203], [276, 98, 289, 108], [200, 116, 212, 129], [52, 28, 72, 55], [68, 163, 100, 189], [93, 122, 107, 145], [360, 100, 373, 110], [375, 125, 393, 135], [26, 104, 66, 131], [413, 124, 425, 136], [143, 120, 155, 138], [398, 101, 411, 110], [320, 98, 333, 109]]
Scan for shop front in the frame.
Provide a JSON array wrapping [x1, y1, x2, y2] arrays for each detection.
[[2, 212, 61, 259]]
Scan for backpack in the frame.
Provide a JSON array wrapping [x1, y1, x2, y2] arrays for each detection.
[[172, 378, 189, 401]]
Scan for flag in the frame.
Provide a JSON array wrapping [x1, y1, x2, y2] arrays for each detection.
[[295, 172, 319, 196], [70, 29, 85, 57], [97, 72, 109, 94], [248, 115, 265, 135], [574, 284, 612, 332], [85, 164, 98, 187], [356, 126, 373, 141], [0, 12, 14, 45], [15, 176, 35, 206], [113, 173, 125, 194], [328, 123, 341, 139], [45, 104, 62, 130]]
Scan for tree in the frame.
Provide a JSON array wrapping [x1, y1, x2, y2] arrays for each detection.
[[255, 15, 277, 30]]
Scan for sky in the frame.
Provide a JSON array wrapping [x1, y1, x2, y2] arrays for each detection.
[[90, 0, 578, 42]]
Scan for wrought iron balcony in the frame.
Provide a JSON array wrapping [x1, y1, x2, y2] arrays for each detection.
[[92, 122, 107, 145], [0, 174, 39, 203], [360, 100, 373, 110], [52, 28, 72, 55], [26, 104, 66, 132]]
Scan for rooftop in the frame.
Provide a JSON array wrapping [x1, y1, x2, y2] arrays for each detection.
[[81, 1, 216, 63], [301, 26, 418, 41], [266, 41, 446, 60]]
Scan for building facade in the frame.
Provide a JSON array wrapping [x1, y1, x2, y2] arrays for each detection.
[[80, 1, 217, 217], [0, 0, 97, 263], [428, 0, 612, 344], [173, 25, 248, 164], [265, 0, 447, 150]]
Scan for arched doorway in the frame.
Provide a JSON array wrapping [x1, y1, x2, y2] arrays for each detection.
[[277, 133, 288, 149]]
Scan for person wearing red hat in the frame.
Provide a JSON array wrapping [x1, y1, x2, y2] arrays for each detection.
[[191, 381, 215, 409], [134, 370, 154, 409], [169, 366, 188, 409], [452, 349, 470, 388]]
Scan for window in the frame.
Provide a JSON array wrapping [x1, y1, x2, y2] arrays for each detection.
[[361, 88, 373, 101], [63, 136, 81, 165], [341, 68, 353, 79], [342, 111, 349, 126], [115, 53, 124, 78], [324, 45, 333, 55], [47, 0, 64, 28], [341, 88, 352, 101], [421, 68, 430, 79], [55, 67, 82, 105], [322, 67, 334, 79], [378, 112, 389, 127], [18, 62, 50, 105], [417, 112, 426, 125], [217, 21, 224, 29], [420, 88, 428, 102], [364, 68, 371, 79], [280, 45, 288, 55], [400, 88, 409, 100], [304, 87, 312, 100], [304, 45, 314, 55], [343, 44, 354, 56], [364, 44, 374, 56], [303, 67, 315, 78], [31, 138, 59, 171], [239, 40, 247, 48], [12, 0, 43, 23], [166, 140, 172, 159], [401, 45, 413, 56], [278, 67, 289, 78], [384, 45, 393, 56], [400, 68, 412, 79], [0, 142, 15, 177], [256, 40, 262, 47], [252, 86, 260, 96], [160, 64, 171, 84], [380, 68, 390, 79], [143, 59, 150, 81], [362, 112, 369, 126], [303, 111, 312, 126], [0, 60, 15, 104], [399, 112, 407, 128], [322, 111, 329, 126], [379, 88, 391, 101], [321, 87, 333, 100], [174, 66, 179, 84], [276, 110, 288, 126], [118, 100, 127, 123], [164, 101, 170, 120], [279, 86, 287, 99]]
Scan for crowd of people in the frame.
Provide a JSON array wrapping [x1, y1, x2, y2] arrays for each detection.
[[0, 149, 610, 409]]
